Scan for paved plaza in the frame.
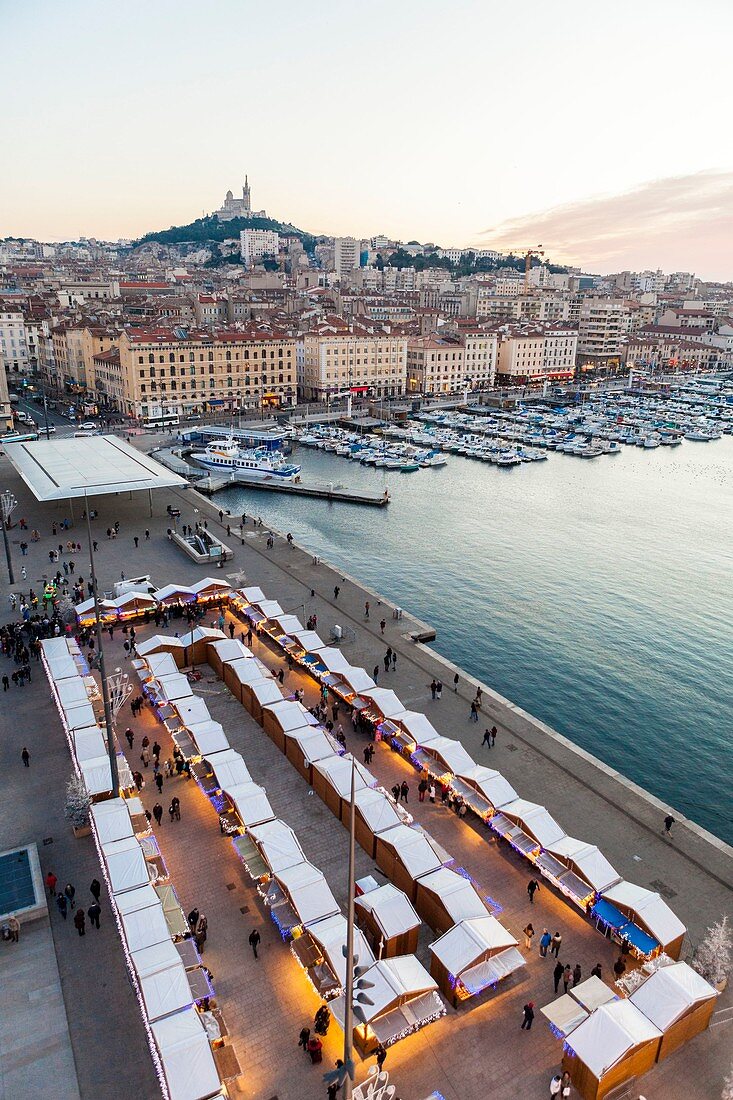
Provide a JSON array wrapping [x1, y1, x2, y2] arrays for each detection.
[[0, 446, 731, 1100]]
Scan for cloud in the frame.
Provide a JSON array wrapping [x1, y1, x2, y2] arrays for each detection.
[[476, 171, 733, 280]]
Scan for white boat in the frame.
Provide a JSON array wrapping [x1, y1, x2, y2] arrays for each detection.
[[190, 439, 301, 480]]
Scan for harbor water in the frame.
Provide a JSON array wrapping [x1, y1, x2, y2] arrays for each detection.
[[213, 436, 733, 844]]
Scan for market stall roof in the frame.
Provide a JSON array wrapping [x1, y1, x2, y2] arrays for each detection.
[[570, 975, 618, 1013], [602, 881, 686, 947], [359, 687, 405, 718], [205, 748, 251, 790], [286, 729, 336, 764], [42, 637, 77, 660], [396, 711, 441, 745], [353, 788, 402, 835], [64, 700, 99, 732], [90, 797, 134, 846], [309, 914, 375, 987], [137, 635, 185, 657], [341, 956, 438, 1023], [73, 725, 108, 764], [132, 941, 192, 1022], [564, 999, 662, 1077], [56, 677, 91, 710], [547, 837, 620, 892], [45, 653, 80, 681], [429, 917, 518, 975], [629, 963, 717, 1029], [262, 699, 319, 732], [112, 590, 157, 609], [157, 674, 195, 703], [417, 867, 490, 923], [355, 883, 421, 939], [249, 819, 306, 874], [313, 646, 351, 674], [421, 736, 476, 776], [268, 613, 304, 636], [178, 626, 226, 648], [540, 994, 590, 1037], [256, 599, 283, 619], [187, 720, 229, 756], [290, 629, 326, 652], [335, 665, 375, 693], [144, 653, 180, 679], [240, 586, 266, 604], [3, 435, 187, 501], [190, 577, 231, 596], [312, 754, 375, 799], [207, 639, 251, 664], [378, 825, 445, 880], [174, 698, 213, 727], [227, 782, 275, 828], [458, 765, 517, 808], [249, 679, 284, 707], [103, 836, 151, 894], [276, 861, 340, 927], [119, 893, 171, 953], [80, 753, 114, 796], [227, 657, 270, 686], [501, 798, 566, 848], [75, 597, 117, 618], [152, 584, 197, 603], [151, 1006, 222, 1100]]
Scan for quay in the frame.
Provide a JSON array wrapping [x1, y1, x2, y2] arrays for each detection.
[[194, 471, 390, 505], [0, 447, 730, 1100]]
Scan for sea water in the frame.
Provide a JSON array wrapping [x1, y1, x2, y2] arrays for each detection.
[[213, 436, 733, 844]]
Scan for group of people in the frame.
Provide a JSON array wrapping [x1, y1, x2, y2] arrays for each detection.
[[46, 871, 102, 936]]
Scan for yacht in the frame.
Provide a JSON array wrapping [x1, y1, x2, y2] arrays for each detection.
[[190, 439, 301, 480]]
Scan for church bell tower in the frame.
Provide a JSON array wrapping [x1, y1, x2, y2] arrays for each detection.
[[242, 175, 251, 214]]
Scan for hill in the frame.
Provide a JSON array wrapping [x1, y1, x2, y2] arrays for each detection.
[[136, 214, 315, 252]]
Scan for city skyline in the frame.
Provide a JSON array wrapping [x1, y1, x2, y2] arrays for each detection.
[[3, 0, 732, 280]]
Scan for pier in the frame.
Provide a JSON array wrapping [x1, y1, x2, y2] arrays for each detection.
[[194, 471, 390, 505]]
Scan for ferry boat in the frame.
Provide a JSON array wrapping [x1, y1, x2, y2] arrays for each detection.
[[190, 439, 301, 480]]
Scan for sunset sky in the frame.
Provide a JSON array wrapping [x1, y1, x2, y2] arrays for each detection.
[[3, 0, 732, 279]]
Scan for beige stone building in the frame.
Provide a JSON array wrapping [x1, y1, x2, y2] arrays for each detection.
[[495, 325, 577, 384], [51, 325, 118, 391], [298, 323, 407, 400], [117, 327, 297, 421], [406, 336, 465, 394]]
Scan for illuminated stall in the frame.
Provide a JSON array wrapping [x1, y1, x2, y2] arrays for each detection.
[[592, 881, 686, 960], [104, 836, 152, 895], [91, 797, 135, 846], [237, 818, 306, 881], [284, 728, 340, 784], [80, 754, 114, 799], [150, 1006, 222, 1100], [137, 653, 180, 683], [304, 645, 351, 682], [223, 655, 269, 703], [540, 993, 590, 1038], [489, 798, 565, 860], [156, 673, 195, 706], [136, 635, 186, 668], [131, 939, 194, 1023], [262, 613, 304, 646], [112, 590, 158, 621], [206, 638, 251, 679], [629, 962, 718, 1061], [355, 881, 421, 958], [330, 955, 444, 1057], [222, 781, 275, 833], [199, 748, 251, 794], [43, 651, 80, 683], [409, 736, 476, 785], [380, 710, 441, 755], [311, 754, 376, 821], [292, 912, 375, 1000], [152, 584, 197, 609], [73, 725, 108, 765], [452, 765, 517, 822], [75, 596, 118, 627], [429, 916, 524, 1008], [262, 860, 340, 940], [117, 886, 172, 954], [155, 884, 189, 938], [357, 688, 406, 726], [190, 576, 232, 605], [262, 698, 319, 753], [561, 999, 662, 1100], [374, 824, 446, 904], [242, 677, 285, 725], [341, 787, 403, 860], [249, 598, 283, 628], [187, 721, 229, 759], [542, 837, 621, 911], [413, 866, 491, 935], [179, 627, 226, 667]]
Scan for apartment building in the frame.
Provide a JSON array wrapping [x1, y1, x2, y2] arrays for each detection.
[[577, 300, 629, 370], [240, 229, 279, 265], [118, 327, 297, 421], [406, 336, 465, 394], [0, 308, 48, 376], [476, 288, 569, 323], [334, 237, 361, 282], [51, 325, 119, 391], [495, 325, 577, 384], [298, 323, 407, 400]]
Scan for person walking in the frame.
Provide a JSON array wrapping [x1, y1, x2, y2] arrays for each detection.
[[21, 746, 30, 767], [90, 878, 101, 902], [333, 585, 340, 600], [527, 878, 540, 904], [430, 680, 437, 700], [125, 728, 134, 749], [400, 781, 409, 803], [248, 928, 261, 958], [56, 893, 68, 920], [591, 962, 603, 979], [523, 923, 535, 951], [64, 883, 76, 909], [572, 963, 582, 987], [170, 796, 181, 821], [152, 741, 161, 764], [560, 1071, 572, 1098], [87, 902, 101, 929], [539, 929, 552, 958], [490, 725, 497, 747], [8, 915, 20, 942], [2, 674, 9, 691], [521, 1002, 535, 1031], [46, 870, 58, 897], [469, 701, 478, 722], [453, 673, 459, 692], [482, 727, 491, 746], [664, 814, 675, 836], [553, 960, 565, 994], [307, 1035, 323, 1064], [551, 931, 563, 958], [364, 601, 370, 619], [298, 1026, 310, 1052], [380, 618, 386, 635], [155, 773, 163, 794], [428, 782, 436, 803], [74, 907, 86, 936], [418, 778, 428, 803], [550, 1074, 563, 1098], [563, 964, 572, 993], [152, 803, 163, 827], [435, 680, 442, 700], [188, 907, 200, 931], [375, 1043, 387, 1071]]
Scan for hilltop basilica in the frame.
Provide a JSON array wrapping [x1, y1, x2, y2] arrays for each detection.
[[213, 177, 267, 221]]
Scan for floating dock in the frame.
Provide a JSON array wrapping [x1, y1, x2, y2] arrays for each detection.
[[194, 473, 389, 506]]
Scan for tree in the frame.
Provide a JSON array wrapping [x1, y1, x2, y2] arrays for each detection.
[[64, 774, 92, 830], [692, 915, 732, 986]]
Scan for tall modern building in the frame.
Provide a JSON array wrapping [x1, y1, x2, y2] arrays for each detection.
[[577, 300, 629, 371], [334, 237, 360, 282], [240, 229, 280, 266]]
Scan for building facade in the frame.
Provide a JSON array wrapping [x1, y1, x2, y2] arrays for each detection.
[[577, 300, 629, 370], [240, 229, 280, 265], [298, 325, 407, 400], [334, 237, 361, 282], [495, 325, 577, 384]]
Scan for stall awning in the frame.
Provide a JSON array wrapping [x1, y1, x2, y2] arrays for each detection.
[[429, 917, 518, 976], [355, 883, 421, 940], [602, 881, 686, 949], [91, 797, 134, 846], [207, 639, 252, 665], [205, 748, 251, 789], [151, 1006, 222, 1100], [540, 994, 590, 1037], [249, 819, 306, 874], [629, 962, 717, 1029], [276, 861, 340, 928], [564, 1000, 662, 1077], [459, 946, 526, 993]]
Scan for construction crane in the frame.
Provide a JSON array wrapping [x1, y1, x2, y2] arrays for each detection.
[[506, 245, 545, 290]]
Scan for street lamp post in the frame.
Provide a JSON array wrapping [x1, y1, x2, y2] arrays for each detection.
[[83, 491, 120, 793], [0, 489, 17, 584]]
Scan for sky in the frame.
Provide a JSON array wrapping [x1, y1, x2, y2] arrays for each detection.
[[2, 0, 732, 279]]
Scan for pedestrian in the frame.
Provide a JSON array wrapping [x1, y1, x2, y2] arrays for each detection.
[[90, 878, 101, 901], [364, 601, 370, 618], [153, 803, 163, 826], [134, 536, 139, 548], [56, 893, 68, 920], [430, 679, 437, 700], [74, 907, 86, 936], [195, 920, 208, 954], [171, 796, 181, 820], [613, 956, 626, 980], [375, 1043, 387, 1070], [521, 1001, 535, 1030], [21, 746, 30, 767], [591, 962, 603, 979], [152, 740, 161, 763], [363, 747, 370, 765], [7, 914, 20, 942], [380, 618, 386, 635], [188, 907, 200, 931], [553, 960, 565, 994], [125, 728, 134, 749], [523, 923, 535, 950], [539, 929, 552, 958], [308, 1036, 323, 1064], [551, 931, 562, 957], [327, 1082, 339, 1100], [469, 701, 478, 722], [664, 814, 674, 836], [383, 652, 390, 672], [373, 665, 379, 683], [527, 878, 540, 904], [563, 964, 572, 993], [572, 963, 582, 987], [155, 773, 163, 794], [249, 928, 261, 958], [64, 883, 76, 909], [298, 1026, 311, 1052], [490, 725, 497, 747], [145, 529, 150, 540], [391, 784, 401, 803], [133, 770, 144, 791], [46, 870, 58, 897], [561, 1071, 572, 1098], [428, 782, 436, 803], [418, 778, 428, 802], [229, 621, 235, 639], [550, 1074, 563, 1098], [314, 1004, 330, 1035], [2, 675, 9, 691], [436, 680, 442, 700], [87, 902, 101, 929], [475, 687, 483, 707], [453, 672, 459, 692], [333, 585, 340, 600], [482, 727, 491, 746], [400, 780, 409, 803]]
